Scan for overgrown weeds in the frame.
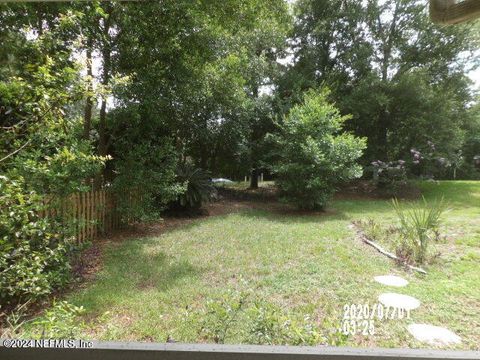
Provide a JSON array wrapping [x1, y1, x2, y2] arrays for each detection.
[[196, 290, 347, 346], [1, 300, 84, 339]]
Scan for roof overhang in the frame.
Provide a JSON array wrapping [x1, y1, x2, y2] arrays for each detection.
[[430, 0, 480, 24]]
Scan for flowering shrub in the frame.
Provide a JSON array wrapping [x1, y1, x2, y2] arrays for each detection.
[[372, 140, 467, 191], [410, 148, 423, 165], [371, 160, 407, 194], [410, 141, 464, 179]]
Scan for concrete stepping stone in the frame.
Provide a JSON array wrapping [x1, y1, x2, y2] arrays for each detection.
[[374, 275, 409, 287], [408, 324, 461, 346], [378, 292, 420, 311]]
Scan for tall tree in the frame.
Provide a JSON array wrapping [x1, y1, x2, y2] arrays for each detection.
[[281, 0, 478, 165], [113, 0, 290, 187]]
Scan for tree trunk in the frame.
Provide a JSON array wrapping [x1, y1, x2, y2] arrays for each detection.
[[250, 168, 258, 189], [83, 37, 93, 140], [98, 9, 112, 159], [376, 4, 398, 161], [98, 100, 108, 156], [36, 4, 44, 37], [249, 81, 260, 189], [199, 116, 209, 170], [200, 151, 208, 169], [211, 141, 219, 175], [95, 5, 113, 189]]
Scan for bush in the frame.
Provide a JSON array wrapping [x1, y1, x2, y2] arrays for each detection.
[[112, 138, 183, 222], [273, 89, 366, 210], [109, 107, 184, 222], [0, 176, 74, 306], [409, 142, 465, 180], [392, 197, 447, 264], [371, 160, 407, 194], [173, 163, 217, 210]]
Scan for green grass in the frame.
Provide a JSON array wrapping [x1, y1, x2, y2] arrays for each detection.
[[215, 180, 276, 190], [16, 181, 480, 349]]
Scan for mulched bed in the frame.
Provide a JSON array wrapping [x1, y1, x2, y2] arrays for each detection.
[[71, 242, 103, 284]]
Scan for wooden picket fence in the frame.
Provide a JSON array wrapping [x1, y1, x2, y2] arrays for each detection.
[[40, 189, 123, 244]]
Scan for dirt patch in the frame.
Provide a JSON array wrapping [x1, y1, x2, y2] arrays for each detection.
[[71, 242, 103, 284]]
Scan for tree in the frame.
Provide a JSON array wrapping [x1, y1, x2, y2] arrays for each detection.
[[0, 3, 107, 305], [112, 0, 290, 187], [273, 90, 366, 210], [281, 0, 478, 167], [232, 1, 291, 188], [460, 98, 480, 179]]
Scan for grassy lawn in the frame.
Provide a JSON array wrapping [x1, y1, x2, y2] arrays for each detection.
[[18, 181, 480, 349]]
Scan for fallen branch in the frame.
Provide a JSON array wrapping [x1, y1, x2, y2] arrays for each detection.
[[352, 223, 427, 275]]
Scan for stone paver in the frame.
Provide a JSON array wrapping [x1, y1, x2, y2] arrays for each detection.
[[367, 239, 454, 345], [374, 275, 409, 287], [378, 292, 420, 311], [407, 323, 462, 346]]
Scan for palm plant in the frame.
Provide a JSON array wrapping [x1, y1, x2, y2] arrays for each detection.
[[391, 196, 447, 264], [175, 163, 217, 209]]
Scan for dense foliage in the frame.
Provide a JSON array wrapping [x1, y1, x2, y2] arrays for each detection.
[[0, 177, 73, 305], [279, 0, 479, 179], [0, 4, 106, 306], [273, 90, 366, 210], [371, 160, 407, 194], [0, 0, 478, 306], [174, 164, 216, 210]]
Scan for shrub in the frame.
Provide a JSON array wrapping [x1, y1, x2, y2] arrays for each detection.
[[357, 218, 391, 242], [112, 137, 183, 222], [409, 142, 464, 180], [193, 290, 347, 346], [3, 300, 86, 339], [197, 291, 326, 346], [392, 197, 447, 264], [371, 160, 407, 194], [0, 176, 75, 306], [273, 89, 366, 210], [173, 163, 217, 210]]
